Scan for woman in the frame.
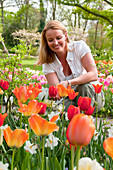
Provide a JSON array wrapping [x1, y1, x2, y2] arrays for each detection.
[[37, 20, 104, 112]]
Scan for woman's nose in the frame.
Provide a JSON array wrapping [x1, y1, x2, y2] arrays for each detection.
[[53, 39, 58, 45]]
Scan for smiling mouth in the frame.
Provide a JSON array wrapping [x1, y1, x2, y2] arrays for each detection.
[[53, 45, 60, 49]]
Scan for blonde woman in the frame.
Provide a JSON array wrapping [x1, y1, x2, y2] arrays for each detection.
[[37, 20, 104, 111]]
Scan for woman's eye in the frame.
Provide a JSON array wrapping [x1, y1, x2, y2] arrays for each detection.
[[48, 39, 53, 42], [57, 37, 62, 40]]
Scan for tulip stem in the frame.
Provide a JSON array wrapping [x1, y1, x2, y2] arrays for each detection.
[[50, 99, 53, 113], [11, 149, 15, 170], [41, 136, 45, 170], [20, 112, 22, 129], [28, 120, 31, 140], [76, 146, 80, 170], [0, 93, 3, 113], [71, 145, 75, 170], [96, 94, 98, 130]]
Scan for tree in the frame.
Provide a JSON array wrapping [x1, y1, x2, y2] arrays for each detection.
[[58, 0, 113, 49]]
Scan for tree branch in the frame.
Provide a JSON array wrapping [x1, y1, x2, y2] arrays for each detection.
[[104, 0, 113, 6], [62, 1, 113, 26]]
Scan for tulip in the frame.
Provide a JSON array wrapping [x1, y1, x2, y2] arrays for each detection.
[[66, 114, 95, 146], [84, 105, 95, 115], [57, 84, 68, 97], [28, 114, 59, 136], [4, 126, 29, 148], [38, 102, 47, 115], [18, 100, 42, 117], [77, 96, 91, 111], [0, 79, 9, 90], [103, 137, 113, 159], [0, 88, 3, 94], [92, 84, 103, 94], [67, 105, 80, 121], [0, 113, 8, 127], [67, 89, 79, 100], [12, 86, 29, 103], [27, 83, 42, 100], [49, 85, 58, 98]]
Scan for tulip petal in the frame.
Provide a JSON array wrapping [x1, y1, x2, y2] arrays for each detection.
[[28, 114, 59, 136]]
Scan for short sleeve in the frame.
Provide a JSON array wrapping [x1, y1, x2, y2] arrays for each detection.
[[42, 63, 55, 75], [74, 40, 91, 59]]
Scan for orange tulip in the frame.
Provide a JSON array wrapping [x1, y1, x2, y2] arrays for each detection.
[[12, 86, 29, 103], [67, 89, 79, 100], [4, 126, 29, 148], [66, 114, 95, 146], [0, 113, 7, 126], [78, 96, 91, 111], [27, 83, 42, 100], [103, 137, 113, 159], [67, 105, 80, 121], [18, 100, 42, 116], [0, 88, 3, 94], [28, 114, 59, 136], [57, 84, 68, 97], [92, 84, 103, 94]]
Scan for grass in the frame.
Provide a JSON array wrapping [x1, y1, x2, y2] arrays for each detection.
[[22, 57, 43, 73]]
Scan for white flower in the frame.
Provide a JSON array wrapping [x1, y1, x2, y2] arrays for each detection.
[[0, 124, 8, 130], [74, 157, 103, 170], [38, 87, 49, 101], [24, 141, 37, 154], [45, 133, 59, 150], [0, 161, 9, 170], [108, 126, 113, 137], [48, 111, 60, 121], [93, 130, 100, 141]]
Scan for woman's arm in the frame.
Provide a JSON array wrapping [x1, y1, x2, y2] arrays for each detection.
[[45, 72, 60, 86], [60, 52, 98, 87]]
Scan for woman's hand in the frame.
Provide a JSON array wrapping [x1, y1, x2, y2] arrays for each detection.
[[60, 80, 68, 88]]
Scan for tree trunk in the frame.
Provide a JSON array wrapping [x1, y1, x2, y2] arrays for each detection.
[[1, 0, 5, 32], [52, 0, 56, 20], [25, 0, 29, 29], [94, 20, 99, 49]]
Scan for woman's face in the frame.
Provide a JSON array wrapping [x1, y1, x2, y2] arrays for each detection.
[[45, 29, 67, 54]]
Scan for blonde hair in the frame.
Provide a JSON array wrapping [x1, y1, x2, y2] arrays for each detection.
[[37, 20, 70, 65]]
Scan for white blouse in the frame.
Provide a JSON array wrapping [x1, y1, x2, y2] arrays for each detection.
[[43, 40, 92, 82]]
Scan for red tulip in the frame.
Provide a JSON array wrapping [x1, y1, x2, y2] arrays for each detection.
[[78, 96, 91, 111], [67, 105, 80, 121], [85, 105, 95, 115], [49, 85, 58, 98], [66, 114, 95, 146], [0, 113, 8, 126], [0, 80, 9, 90], [67, 89, 78, 100], [92, 84, 103, 94], [12, 86, 29, 103], [38, 102, 47, 115], [103, 137, 113, 159], [4, 126, 29, 148]]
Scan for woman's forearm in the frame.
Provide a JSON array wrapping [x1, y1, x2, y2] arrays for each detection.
[[69, 71, 98, 86]]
